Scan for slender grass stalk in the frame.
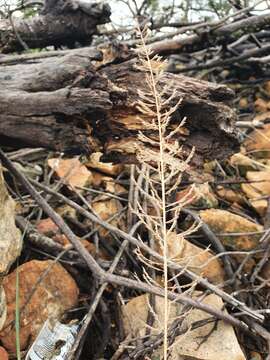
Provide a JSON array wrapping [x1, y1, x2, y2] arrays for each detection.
[[137, 28, 170, 360], [135, 25, 196, 359]]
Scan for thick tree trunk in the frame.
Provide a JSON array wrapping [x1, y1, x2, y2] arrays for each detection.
[[0, 1, 110, 53], [0, 46, 239, 165]]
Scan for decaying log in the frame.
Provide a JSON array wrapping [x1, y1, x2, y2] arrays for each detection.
[[0, 47, 239, 165], [0, 0, 110, 53], [149, 13, 270, 56]]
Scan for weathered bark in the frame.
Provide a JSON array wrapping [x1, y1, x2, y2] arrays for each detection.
[[0, 0, 110, 53], [149, 13, 270, 56], [0, 47, 239, 165]]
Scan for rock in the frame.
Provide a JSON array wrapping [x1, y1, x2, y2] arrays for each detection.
[[199, 209, 263, 250], [36, 218, 70, 247], [254, 98, 270, 113], [244, 124, 270, 157], [48, 157, 93, 189], [216, 186, 245, 205], [0, 166, 22, 275], [245, 171, 270, 195], [0, 166, 22, 331], [86, 152, 123, 176], [176, 183, 218, 209], [104, 181, 127, 197], [241, 171, 270, 216], [122, 294, 178, 339], [36, 217, 103, 256], [36, 218, 59, 237], [91, 179, 127, 201], [175, 293, 246, 360], [161, 233, 224, 284], [0, 260, 79, 352], [0, 346, 8, 360], [90, 172, 113, 188], [122, 293, 246, 360], [90, 198, 126, 242]]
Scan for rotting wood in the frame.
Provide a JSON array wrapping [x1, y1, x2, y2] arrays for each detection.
[[0, 0, 110, 53], [0, 47, 239, 165]]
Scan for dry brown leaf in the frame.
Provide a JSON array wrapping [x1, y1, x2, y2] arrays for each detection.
[[85, 152, 123, 176], [91, 171, 105, 187], [104, 181, 127, 196], [0, 260, 79, 351], [244, 124, 270, 157], [48, 157, 93, 189], [230, 153, 263, 173], [239, 182, 267, 216], [199, 209, 263, 250]]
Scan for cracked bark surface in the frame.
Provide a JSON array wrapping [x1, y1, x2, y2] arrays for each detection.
[[0, 46, 239, 165], [0, 1, 110, 53]]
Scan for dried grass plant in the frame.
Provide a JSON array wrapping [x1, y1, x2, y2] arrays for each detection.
[[131, 26, 198, 359]]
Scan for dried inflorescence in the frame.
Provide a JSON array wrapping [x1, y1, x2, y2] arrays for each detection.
[[132, 26, 199, 360]]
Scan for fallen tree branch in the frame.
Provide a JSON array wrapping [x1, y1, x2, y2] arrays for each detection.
[[0, 52, 239, 165], [28, 177, 264, 321], [0, 0, 110, 52], [149, 11, 270, 56], [0, 148, 260, 331], [67, 221, 140, 360], [171, 43, 270, 73]]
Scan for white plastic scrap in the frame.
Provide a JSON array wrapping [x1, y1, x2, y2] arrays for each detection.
[[26, 318, 79, 360]]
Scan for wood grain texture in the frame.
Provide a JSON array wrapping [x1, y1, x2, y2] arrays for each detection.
[[0, 47, 239, 164]]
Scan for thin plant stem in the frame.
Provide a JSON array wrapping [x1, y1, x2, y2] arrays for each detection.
[[138, 28, 169, 360]]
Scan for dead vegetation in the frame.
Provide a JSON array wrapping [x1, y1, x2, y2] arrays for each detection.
[[1, 1, 270, 360]]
